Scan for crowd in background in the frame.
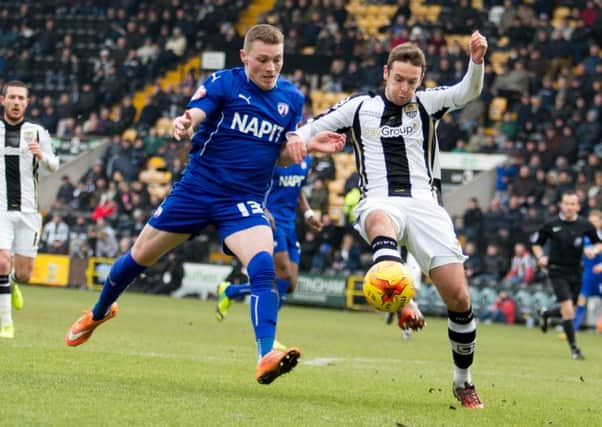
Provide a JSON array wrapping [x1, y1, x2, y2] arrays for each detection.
[[1, 0, 602, 313]]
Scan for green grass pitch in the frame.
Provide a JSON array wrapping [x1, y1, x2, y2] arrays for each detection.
[[1, 285, 600, 426]]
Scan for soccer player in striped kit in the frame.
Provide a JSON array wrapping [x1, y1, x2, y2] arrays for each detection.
[[286, 31, 488, 408], [0, 81, 60, 338]]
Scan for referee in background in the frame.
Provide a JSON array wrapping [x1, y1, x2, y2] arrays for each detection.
[[531, 190, 602, 360]]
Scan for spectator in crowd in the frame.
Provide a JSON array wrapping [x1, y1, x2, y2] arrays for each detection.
[[464, 241, 484, 284], [503, 242, 536, 288], [56, 175, 76, 206], [41, 214, 70, 254], [479, 291, 517, 324], [69, 214, 89, 256], [307, 178, 329, 217], [332, 232, 362, 274], [462, 197, 483, 244], [95, 228, 119, 258], [478, 243, 508, 285]]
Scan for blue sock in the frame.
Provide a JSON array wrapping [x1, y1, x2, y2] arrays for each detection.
[[275, 278, 290, 309], [225, 283, 251, 299], [573, 304, 586, 330], [92, 251, 146, 320], [247, 251, 278, 357]]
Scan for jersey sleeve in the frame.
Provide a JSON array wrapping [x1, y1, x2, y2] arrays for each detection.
[[302, 155, 311, 186], [187, 70, 230, 117], [531, 222, 551, 246], [584, 222, 602, 244], [285, 91, 305, 134], [417, 59, 484, 118], [294, 94, 367, 143], [37, 126, 59, 172]]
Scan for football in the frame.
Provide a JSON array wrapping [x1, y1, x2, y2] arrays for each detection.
[[362, 260, 416, 312]]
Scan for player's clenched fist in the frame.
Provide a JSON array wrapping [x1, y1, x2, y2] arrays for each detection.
[[469, 30, 487, 64]]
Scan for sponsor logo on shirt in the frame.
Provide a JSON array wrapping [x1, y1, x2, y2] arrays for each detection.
[[231, 112, 284, 143], [278, 175, 305, 187], [238, 93, 252, 104], [364, 122, 419, 138]]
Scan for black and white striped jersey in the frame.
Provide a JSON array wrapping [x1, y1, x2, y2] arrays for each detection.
[[296, 60, 484, 201], [0, 119, 59, 212]]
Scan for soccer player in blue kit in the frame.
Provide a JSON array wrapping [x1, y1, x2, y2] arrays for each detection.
[[215, 155, 322, 327], [65, 24, 345, 385], [573, 210, 602, 331]]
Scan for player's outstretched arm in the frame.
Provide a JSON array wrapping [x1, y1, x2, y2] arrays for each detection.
[[172, 108, 205, 141], [281, 131, 345, 165], [422, 30, 487, 114]]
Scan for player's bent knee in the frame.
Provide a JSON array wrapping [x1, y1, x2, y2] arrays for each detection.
[[247, 251, 275, 291], [441, 285, 471, 312]]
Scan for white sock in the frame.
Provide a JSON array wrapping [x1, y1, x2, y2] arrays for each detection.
[[454, 367, 472, 388], [0, 293, 12, 325]]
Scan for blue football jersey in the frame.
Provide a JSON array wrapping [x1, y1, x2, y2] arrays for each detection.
[[583, 235, 602, 273], [184, 67, 304, 199], [266, 155, 311, 229]]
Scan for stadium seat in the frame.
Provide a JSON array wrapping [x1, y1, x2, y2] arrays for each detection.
[[478, 287, 498, 311], [147, 156, 166, 170], [489, 51, 510, 74], [327, 179, 345, 196], [445, 35, 471, 51], [417, 284, 440, 315], [514, 289, 534, 318], [531, 290, 554, 313]]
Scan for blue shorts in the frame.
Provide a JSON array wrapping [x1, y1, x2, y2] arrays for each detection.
[[580, 273, 602, 298], [273, 224, 300, 265], [149, 181, 270, 241]]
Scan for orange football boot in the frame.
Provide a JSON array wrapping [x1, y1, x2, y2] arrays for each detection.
[[255, 347, 301, 384], [453, 382, 485, 409], [65, 303, 118, 347]]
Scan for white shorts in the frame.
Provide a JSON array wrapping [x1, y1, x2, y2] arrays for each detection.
[[0, 211, 42, 257], [354, 197, 466, 275]]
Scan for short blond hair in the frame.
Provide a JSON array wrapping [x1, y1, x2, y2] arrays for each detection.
[[243, 24, 284, 52], [387, 43, 426, 74]]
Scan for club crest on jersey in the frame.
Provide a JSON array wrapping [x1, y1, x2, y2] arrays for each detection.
[[22, 130, 35, 143], [191, 85, 207, 101], [277, 102, 289, 116], [403, 103, 418, 119]]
